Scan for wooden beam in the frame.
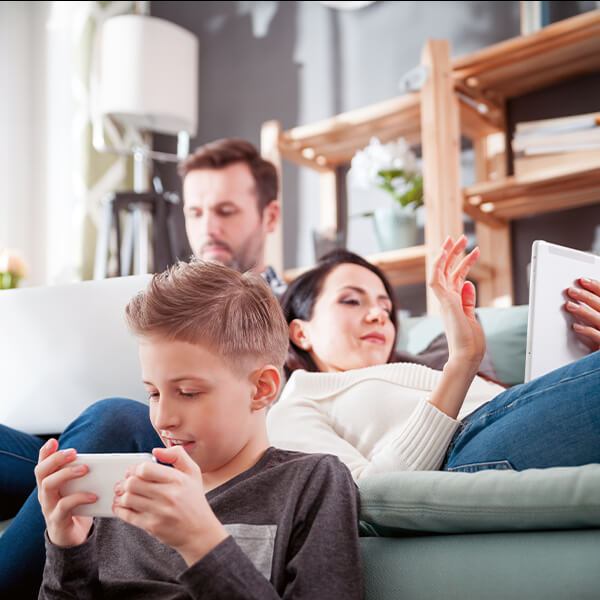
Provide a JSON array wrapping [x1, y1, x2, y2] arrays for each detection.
[[472, 135, 514, 307], [319, 170, 338, 233], [420, 39, 463, 314], [260, 120, 284, 276]]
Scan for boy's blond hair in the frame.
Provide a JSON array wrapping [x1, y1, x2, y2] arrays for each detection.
[[125, 260, 289, 373]]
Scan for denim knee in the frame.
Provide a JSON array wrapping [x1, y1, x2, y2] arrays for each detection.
[[76, 397, 144, 426], [59, 397, 158, 453]]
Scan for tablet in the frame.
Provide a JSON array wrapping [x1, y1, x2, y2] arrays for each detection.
[[524, 240, 600, 382]]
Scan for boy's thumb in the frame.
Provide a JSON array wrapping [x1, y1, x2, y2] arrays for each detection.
[[152, 446, 199, 476]]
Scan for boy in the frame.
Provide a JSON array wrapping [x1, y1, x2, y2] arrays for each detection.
[[34, 260, 363, 599]]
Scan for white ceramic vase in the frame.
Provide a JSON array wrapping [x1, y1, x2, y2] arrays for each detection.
[[372, 204, 418, 251]]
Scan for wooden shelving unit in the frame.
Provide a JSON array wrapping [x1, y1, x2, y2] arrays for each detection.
[[261, 10, 600, 313]]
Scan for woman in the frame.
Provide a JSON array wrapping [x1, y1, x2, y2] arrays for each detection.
[[267, 236, 600, 480]]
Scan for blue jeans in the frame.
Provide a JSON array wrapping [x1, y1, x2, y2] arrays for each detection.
[[444, 350, 600, 472], [0, 398, 161, 598]]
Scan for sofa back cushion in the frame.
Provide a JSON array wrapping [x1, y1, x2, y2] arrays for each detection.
[[397, 305, 529, 386]]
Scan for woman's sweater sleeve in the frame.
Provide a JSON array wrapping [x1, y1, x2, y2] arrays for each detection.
[[369, 398, 459, 473]]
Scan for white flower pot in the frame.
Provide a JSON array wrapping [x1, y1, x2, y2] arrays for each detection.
[[372, 205, 418, 252]]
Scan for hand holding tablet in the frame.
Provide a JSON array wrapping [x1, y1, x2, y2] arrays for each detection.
[[525, 241, 600, 382]]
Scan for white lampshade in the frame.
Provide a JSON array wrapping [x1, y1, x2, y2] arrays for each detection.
[[99, 15, 198, 136]]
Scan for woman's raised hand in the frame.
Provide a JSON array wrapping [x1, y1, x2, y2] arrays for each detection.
[[429, 235, 485, 374]]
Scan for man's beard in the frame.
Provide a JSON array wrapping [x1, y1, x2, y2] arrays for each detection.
[[200, 237, 260, 274]]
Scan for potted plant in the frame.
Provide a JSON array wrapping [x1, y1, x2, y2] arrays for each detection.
[[349, 136, 423, 251], [0, 248, 28, 289]]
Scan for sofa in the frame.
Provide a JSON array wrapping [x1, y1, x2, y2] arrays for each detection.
[[2, 302, 600, 598], [358, 305, 600, 599]]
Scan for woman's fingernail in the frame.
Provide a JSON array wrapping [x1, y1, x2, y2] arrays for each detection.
[[573, 323, 585, 331], [580, 278, 592, 285], [114, 483, 122, 494], [72, 465, 86, 474], [567, 301, 578, 309]]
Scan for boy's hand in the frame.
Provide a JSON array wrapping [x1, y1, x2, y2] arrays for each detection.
[[565, 277, 600, 351], [34, 439, 95, 547], [112, 445, 229, 566]]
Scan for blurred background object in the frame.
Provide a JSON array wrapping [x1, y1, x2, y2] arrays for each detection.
[[92, 13, 199, 278], [0, 248, 28, 290]]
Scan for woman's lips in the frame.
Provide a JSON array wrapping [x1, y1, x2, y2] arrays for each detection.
[[361, 332, 386, 345]]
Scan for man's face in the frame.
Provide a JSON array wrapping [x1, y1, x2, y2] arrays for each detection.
[[183, 162, 277, 274], [141, 337, 262, 481]]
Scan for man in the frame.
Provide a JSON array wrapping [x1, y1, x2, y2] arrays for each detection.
[[179, 138, 286, 296]]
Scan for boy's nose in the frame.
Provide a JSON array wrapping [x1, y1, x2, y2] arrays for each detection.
[[153, 400, 180, 430]]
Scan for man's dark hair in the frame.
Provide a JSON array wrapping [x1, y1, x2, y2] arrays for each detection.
[[178, 138, 278, 213]]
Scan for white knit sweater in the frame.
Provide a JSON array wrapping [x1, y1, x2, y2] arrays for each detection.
[[266, 362, 506, 480]]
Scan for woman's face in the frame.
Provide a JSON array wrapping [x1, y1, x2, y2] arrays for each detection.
[[294, 263, 396, 373]]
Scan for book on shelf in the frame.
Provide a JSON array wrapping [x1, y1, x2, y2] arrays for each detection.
[[513, 148, 600, 178], [515, 112, 600, 136], [512, 126, 600, 153]]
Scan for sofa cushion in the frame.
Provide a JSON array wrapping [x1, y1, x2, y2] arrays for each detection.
[[359, 464, 600, 535], [396, 305, 528, 385]]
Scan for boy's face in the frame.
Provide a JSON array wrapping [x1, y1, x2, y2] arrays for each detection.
[[139, 337, 261, 477]]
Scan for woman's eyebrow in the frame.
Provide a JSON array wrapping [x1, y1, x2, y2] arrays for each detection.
[[339, 285, 391, 303]]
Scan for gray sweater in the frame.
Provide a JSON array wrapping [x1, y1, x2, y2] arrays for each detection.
[[39, 447, 364, 599]]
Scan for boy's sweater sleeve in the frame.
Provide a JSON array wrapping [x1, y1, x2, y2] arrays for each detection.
[[179, 456, 364, 600], [39, 529, 101, 600]]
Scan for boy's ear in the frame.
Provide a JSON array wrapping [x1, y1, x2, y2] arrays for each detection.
[[250, 365, 281, 411], [289, 319, 312, 351]]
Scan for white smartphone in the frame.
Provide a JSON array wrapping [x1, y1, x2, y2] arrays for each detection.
[[59, 453, 156, 518]]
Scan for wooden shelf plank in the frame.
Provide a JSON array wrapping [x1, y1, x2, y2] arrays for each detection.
[[464, 165, 600, 201], [282, 246, 427, 287], [463, 165, 600, 221], [452, 10, 600, 87], [283, 244, 492, 290]]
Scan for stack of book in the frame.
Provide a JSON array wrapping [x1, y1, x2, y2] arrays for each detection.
[[512, 112, 600, 178]]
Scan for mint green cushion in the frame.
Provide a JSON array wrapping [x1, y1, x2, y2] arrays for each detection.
[[476, 305, 528, 385], [397, 305, 528, 385], [359, 464, 600, 535]]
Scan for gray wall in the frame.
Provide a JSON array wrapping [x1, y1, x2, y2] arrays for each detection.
[[151, 0, 599, 313]]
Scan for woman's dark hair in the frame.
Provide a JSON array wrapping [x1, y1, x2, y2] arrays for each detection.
[[279, 249, 399, 378]]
